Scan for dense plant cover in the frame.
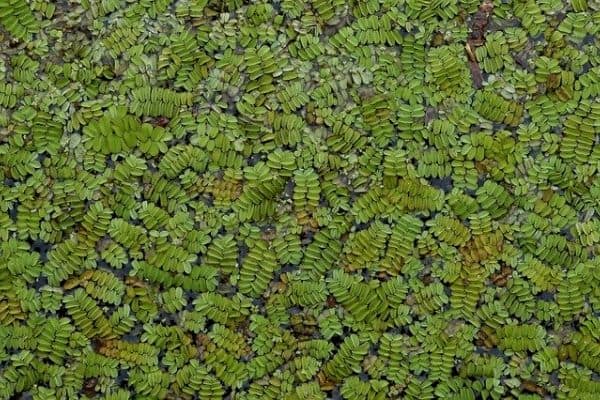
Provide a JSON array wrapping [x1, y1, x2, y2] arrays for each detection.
[[2, 0, 600, 399]]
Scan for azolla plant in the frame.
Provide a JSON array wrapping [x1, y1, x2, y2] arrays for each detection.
[[2, 0, 600, 399]]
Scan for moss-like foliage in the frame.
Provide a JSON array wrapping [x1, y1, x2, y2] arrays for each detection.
[[2, 1, 600, 399]]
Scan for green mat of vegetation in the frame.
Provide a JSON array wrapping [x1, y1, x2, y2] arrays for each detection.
[[2, 0, 600, 398]]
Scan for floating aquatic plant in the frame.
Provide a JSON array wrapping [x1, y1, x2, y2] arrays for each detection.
[[2, 0, 600, 399]]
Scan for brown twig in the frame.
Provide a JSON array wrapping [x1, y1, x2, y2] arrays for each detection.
[[466, 1, 494, 89], [469, 0, 494, 47]]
